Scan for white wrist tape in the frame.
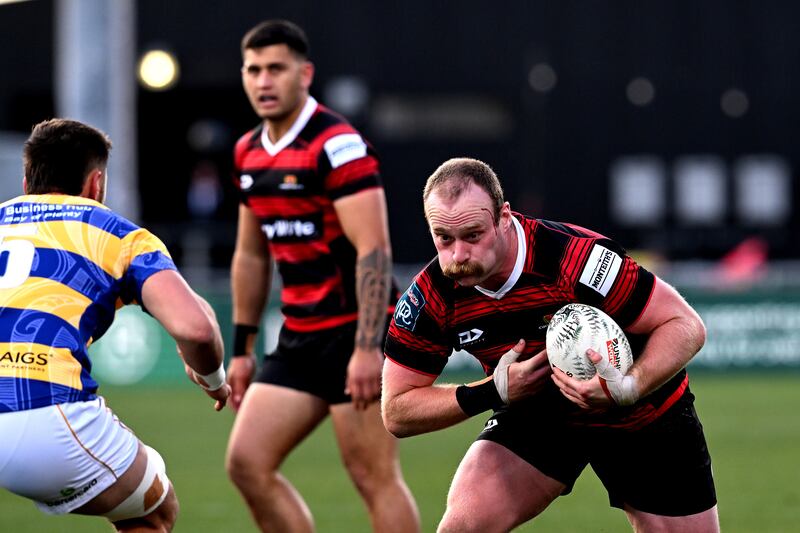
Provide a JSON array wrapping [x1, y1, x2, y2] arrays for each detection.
[[195, 364, 226, 391], [601, 374, 639, 406], [591, 350, 640, 406], [492, 345, 522, 404]]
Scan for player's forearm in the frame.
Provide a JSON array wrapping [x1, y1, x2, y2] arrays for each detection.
[[382, 385, 470, 438], [179, 324, 225, 374], [630, 314, 706, 397], [231, 249, 271, 325], [354, 247, 392, 349], [176, 295, 226, 374]]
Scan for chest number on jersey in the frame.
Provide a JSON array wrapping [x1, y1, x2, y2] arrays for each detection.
[[0, 228, 37, 289]]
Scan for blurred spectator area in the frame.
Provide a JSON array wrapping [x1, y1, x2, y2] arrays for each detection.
[[1, 0, 799, 273]]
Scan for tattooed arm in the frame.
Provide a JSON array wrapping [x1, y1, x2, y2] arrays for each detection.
[[355, 248, 392, 349], [334, 188, 393, 409]]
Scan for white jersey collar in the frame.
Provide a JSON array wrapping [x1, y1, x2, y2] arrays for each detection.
[[261, 96, 318, 156], [475, 216, 526, 300]]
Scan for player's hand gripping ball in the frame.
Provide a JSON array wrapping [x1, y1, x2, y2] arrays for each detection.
[[545, 303, 633, 380]]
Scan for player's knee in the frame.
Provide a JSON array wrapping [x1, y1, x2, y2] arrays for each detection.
[[225, 447, 275, 494], [226, 446, 251, 481], [343, 454, 394, 496], [225, 450, 253, 489]]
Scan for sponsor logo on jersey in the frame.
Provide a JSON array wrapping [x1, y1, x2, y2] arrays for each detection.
[[483, 418, 498, 430], [261, 219, 318, 241], [579, 244, 622, 296], [3, 205, 89, 224], [394, 282, 426, 332], [324, 133, 368, 169], [458, 328, 484, 346], [0, 351, 49, 365], [240, 174, 254, 190], [278, 174, 304, 190]]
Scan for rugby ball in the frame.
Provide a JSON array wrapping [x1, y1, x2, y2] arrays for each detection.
[[545, 303, 633, 380]]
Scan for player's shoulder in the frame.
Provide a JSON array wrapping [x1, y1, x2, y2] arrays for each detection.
[[303, 104, 366, 145], [102, 208, 154, 241], [234, 123, 264, 154], [524, 216, 624, 277], [393, 258, 451, 333], [531, 217, 623, 250], [403, 258, 458, 304]]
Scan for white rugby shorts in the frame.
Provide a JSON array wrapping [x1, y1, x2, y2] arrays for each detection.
[[0, 396, 139, 515]]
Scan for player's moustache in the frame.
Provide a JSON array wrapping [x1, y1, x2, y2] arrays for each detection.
[[443, 261, 484, 280]]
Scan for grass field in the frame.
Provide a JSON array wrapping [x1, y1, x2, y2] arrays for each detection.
[[1, 372, 798, 532]]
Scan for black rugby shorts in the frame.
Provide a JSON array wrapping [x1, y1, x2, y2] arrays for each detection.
[[476, 391, 717, 517], [254, 322, 360, 405]]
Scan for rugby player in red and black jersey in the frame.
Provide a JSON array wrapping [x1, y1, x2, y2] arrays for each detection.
[[382, 158, 719, 532], [224, 20, 419, 533]]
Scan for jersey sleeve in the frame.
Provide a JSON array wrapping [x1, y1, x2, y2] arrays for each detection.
[[530, 220, 654, 329], [232, 129, 258, 206], [384, 275, 452, 377], [569, 238, 655, 328], [317, 131, 382, 201], [117, 228, 177, 307]]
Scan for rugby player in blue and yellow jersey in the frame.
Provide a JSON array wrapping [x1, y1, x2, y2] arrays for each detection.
[[0, 118, 230, 532]]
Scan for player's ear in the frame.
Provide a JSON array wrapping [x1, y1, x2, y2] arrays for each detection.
[[80, 168, 104, 201], [301, 60, 314, 90], [500, 201, 512, 227], [22, 176, 28, 194]]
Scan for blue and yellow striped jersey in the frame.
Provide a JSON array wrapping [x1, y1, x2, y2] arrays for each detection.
[[0, 194, 177, 412]]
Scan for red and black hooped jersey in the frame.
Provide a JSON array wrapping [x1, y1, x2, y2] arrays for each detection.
[[385, 213, 690, 429], [235, 97, 394, 332]]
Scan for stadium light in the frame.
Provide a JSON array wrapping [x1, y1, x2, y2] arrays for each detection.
[[626, 77, 655, 107], [721, 88, 749, 118], [138, 49, 179, 91], [528, 62, 557, 93]]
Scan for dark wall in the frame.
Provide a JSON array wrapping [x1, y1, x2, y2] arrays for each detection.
[[2, 0, 800, 263]]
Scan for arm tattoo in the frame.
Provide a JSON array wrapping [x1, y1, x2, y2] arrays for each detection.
[[355, 248, 392, 349]]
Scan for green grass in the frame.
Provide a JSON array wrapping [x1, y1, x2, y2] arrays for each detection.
[[1, 373, 797, 532]]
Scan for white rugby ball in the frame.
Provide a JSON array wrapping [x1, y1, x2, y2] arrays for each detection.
[[545, 303, 633, 380]]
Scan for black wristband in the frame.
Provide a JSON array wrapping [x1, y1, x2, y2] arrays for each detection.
[[455, 380, 505, 417], [233, 324, 259, 356]]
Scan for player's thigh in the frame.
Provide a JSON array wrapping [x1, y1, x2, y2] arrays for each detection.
[[329, 402, 398, 474], [227, 383, 329, 470], [446, 440, 564, 526], [626, 504, 720, 533], [72, 442, 149, 515], [76, 442, 172, 523]]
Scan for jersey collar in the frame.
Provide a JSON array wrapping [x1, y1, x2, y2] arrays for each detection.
[[261, 96, 318, 156], [475, 215, 526, 300]]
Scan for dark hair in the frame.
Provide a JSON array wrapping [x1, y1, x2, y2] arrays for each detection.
[[23, 118, 111, 195], [241, 19, 310, 58], [423, 158, 505, 222]]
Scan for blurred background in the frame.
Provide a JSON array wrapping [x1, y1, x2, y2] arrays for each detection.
[[3, 0, 800, 374], [1, 1, 799, 531]]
